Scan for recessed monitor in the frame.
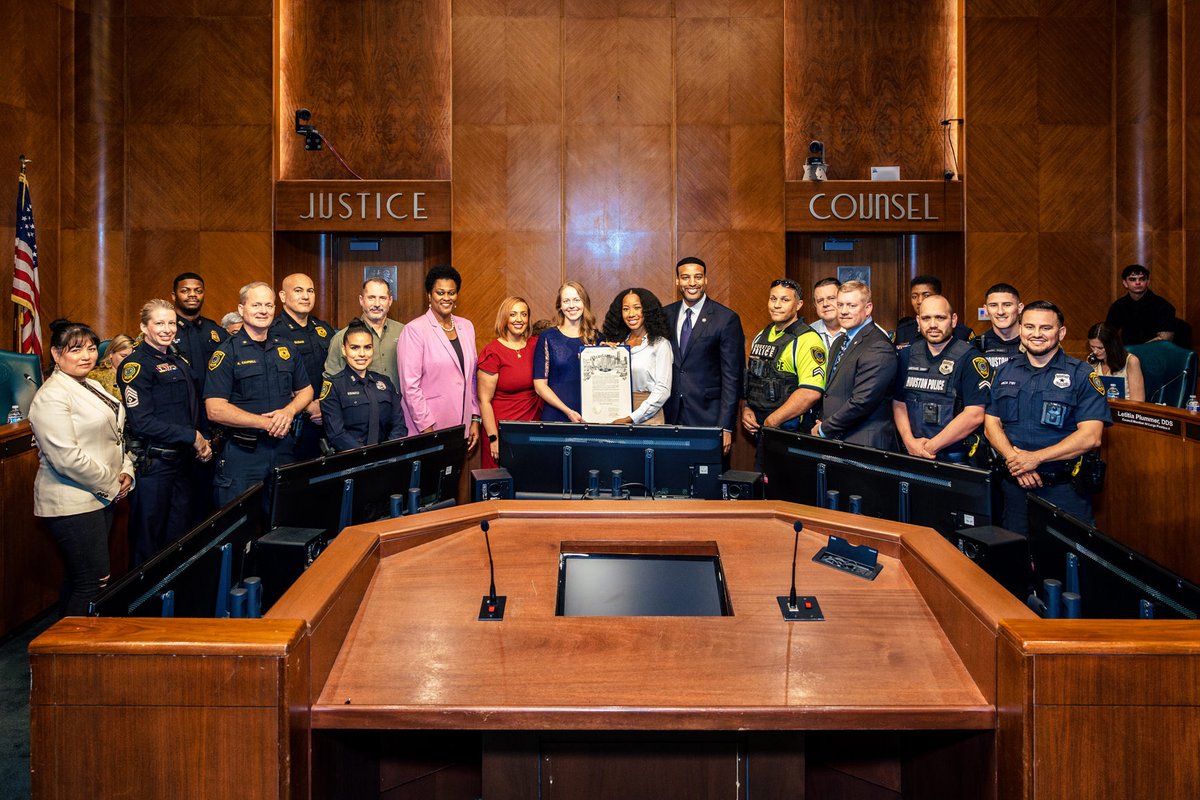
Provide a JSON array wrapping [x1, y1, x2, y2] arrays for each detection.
[[555, 541, 733, 617]]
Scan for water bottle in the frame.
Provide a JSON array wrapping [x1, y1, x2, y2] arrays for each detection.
[[6, 405, 21, 424], [1186, 395, 1199, 413], [1105, 383, 1119, 399]]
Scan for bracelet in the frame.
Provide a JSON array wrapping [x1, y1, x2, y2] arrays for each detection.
[[471, 415, 482, 424]]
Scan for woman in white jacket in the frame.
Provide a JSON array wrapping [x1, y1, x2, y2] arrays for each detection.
[[28, 319, 135, 615]]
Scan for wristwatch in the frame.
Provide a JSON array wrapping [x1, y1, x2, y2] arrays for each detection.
[[487, 434, 498, 443]]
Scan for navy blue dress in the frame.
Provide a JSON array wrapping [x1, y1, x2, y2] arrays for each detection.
[[533, 328, 586, 422]]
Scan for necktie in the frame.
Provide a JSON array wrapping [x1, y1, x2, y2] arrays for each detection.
[[366, 378, 380, 444], [680, 308, 693, 354], [829, 334, 851, 380]]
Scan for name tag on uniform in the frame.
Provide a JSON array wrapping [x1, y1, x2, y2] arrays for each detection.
[[346, 390, 362, 397]]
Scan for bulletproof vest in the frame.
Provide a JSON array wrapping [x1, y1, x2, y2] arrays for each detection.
[[977, 329, 1022, 370], [746, 320, 811, 414], [903, 339, 972, 443]]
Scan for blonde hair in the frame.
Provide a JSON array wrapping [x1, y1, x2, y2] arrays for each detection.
[[555, 281, 600, 344], [101, 333, 136, 368], [493, 296, 532, 340], [139, 298, 175, 326], [838, 279, 872, 303]]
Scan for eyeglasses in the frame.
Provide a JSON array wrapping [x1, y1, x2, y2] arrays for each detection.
[[770, 279, 800, 290]]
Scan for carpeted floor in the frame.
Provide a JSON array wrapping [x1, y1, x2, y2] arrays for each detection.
[[0, 612, 56, 800]]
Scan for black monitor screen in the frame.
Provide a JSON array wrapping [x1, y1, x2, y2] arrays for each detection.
[[555, 542, 732, 617], [498, 421, 723, 498], [1027, 495, 1200, 620], [761, 428, 995, 538]]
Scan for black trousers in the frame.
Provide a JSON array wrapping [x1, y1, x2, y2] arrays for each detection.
[[129, 455, 197, 567], [43, 505, 115, 616]]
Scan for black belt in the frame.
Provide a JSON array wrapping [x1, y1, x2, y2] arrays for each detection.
[[146, 444, 189, 461]]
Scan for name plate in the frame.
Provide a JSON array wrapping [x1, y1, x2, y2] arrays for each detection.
[[785, 180, 963, 232], [1112, 407, 1182, 436], [275, 180, 450, 231], [580, 346, 633, 423]]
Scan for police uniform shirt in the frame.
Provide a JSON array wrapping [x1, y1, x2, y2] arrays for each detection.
[[269, 311, 333, 397], [203, 333, 311, 416], [987, 348, 1111, 454], [895, 339, 991, 443], [319, 367, 406, 451], [119, 341, 199, 447], [893, 317, 974, 350], [175, 314, 227, 389], [975, 328, 1023, 371]]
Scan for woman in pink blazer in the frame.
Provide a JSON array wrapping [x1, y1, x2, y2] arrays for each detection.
[[397, 265, 481, 451]]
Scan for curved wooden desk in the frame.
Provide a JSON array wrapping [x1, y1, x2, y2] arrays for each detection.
[[30, 501, 1200, 799]]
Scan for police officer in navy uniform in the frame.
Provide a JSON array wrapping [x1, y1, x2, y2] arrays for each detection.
[[319, 319, 406, 451], [893, 295, 992, 463], [269, 273, 332, 461], [204, 282, 313, 507], [172, 272, 227, 394], [121, 299, 213, 566], [984, 300, 1111, 535], [975, 282, 1024, 371], [892, 275, 974, 349]]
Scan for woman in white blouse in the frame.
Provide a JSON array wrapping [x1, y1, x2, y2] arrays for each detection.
[[601, 288, 673, 424], [28, 319, 135, 616]]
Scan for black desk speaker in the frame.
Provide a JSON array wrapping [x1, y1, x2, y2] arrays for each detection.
[[954, 525, 1029, 598], [472, 468, 514, 502], [254, 526, 327, 610], [719, 470, 764, 500]]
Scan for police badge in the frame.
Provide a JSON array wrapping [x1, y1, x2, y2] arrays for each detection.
[[1053, 373, 1071, 389], [277, 346, 291, 360], [121, 362, 141, 383], [210, 329, 220, 343], [939, 359, 954, 375], [319, 380, 331, 401]]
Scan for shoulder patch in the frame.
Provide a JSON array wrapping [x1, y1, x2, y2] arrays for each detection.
[[972, 356, 990, 379], [124, 387, 139, 407], [277, 346, 291, 361], [319, 380, 331, 401], [210, 329, 221, 343], [208, 351, 226, 371], [1089, 372, 1105, 395], [315, 326, 328, 338], [811, 347, 826, 365], [121, 362, 140, 383]]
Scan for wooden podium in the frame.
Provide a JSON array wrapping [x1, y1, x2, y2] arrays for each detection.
[[29, 501, 1200, 799]]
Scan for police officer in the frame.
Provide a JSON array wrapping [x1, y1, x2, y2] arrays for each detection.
[[121, 299, 213, 566], [204, 282, 313, 507], [741, 279, 826, 468], [172, 272, 227, 393], [319, 320, 406, 451], [984, 301, 1111, 534], [976, 282, 1024, 370], [892, 275, 974, 349], [269, 273, 333, 461], [893, 295, 991, 463]]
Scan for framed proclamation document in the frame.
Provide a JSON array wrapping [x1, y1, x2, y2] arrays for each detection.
[[580, 345, 633, 423]]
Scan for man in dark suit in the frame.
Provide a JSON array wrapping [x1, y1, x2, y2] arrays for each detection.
[[814, 280, 898, 449], [664, 256, 745, 455]]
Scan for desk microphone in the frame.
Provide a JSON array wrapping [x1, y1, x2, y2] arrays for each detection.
[[23, 373, 38, 386], [478, 520, 506, 621], [1152, 369, 1189, 405], [778, 521, 823, 621]]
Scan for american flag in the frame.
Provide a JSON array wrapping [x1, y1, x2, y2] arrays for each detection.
[[12, 170, 42, 356]]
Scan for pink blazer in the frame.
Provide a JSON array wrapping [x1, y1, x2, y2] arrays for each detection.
[[397, 308, 480, 436]]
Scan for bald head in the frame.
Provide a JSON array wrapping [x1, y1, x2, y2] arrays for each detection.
[[280, 273, 316, 320], [917, 295, 957, 346]]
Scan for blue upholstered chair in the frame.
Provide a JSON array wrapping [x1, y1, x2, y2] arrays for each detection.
[[1125, 340, 1198, 407]]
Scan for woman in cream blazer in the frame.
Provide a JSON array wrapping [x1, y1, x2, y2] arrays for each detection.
[[28, 319, 135, 616]]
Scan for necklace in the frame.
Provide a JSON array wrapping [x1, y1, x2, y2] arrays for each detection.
[[439, 319, 455, 332]]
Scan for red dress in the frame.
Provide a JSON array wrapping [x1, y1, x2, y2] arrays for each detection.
[[478, 336, 543, 468]]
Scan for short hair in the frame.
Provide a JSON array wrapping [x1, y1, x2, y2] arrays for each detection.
[[1121, 264, 1149, 280], [814, 277, 841, 291], [425, 264, 461, 294], [918, 294, 954, 315], [343, 318, 373, 341], [48, 318, 100, 352], [770, 278, 803, 299], [910, 275, 941, 293], [601, 288, 670, 345], [1086, 321, 1128, 372], [361, 277, 392, 296], [985, 283, 1021, 301], [139, 298, 176, 326], [220, 312, 243, 328], [1021, 299, 1064, 326], [239, 281, 272, 304], [493, 296, 532, 340], [838, 279, 872, 303], [675, 256, 706, 275], [172, 272, 204, 292]]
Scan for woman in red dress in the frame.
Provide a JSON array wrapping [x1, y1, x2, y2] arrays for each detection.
[[477, 296, 543, 468]]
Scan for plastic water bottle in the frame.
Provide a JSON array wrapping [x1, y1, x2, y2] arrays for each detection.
[[5, 405, 21, 424], [1186, 395, 1200, 413]]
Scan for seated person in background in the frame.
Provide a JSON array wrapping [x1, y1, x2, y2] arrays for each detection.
[[220, 312, 243, 336], [893, 275, 974, 349], [975, 283, 1024, 371], [813, 280, 898, 448], [893, 296, 991, 462], [1086, 322, 1145, 402], [601, 287, 673, 425], [87, 334, 135, 399], [320, 320, 406, 452], [1105, 264, 1175, 344], [530, 318, 555, 337]]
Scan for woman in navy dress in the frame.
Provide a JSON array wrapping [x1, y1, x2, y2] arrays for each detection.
[[533, 281, 601, 422]]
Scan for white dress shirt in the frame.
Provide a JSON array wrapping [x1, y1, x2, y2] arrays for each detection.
[[627, 336, 674, 424]]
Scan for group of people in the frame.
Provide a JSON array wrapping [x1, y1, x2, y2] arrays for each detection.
[[30, 257, 1173, 616]]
